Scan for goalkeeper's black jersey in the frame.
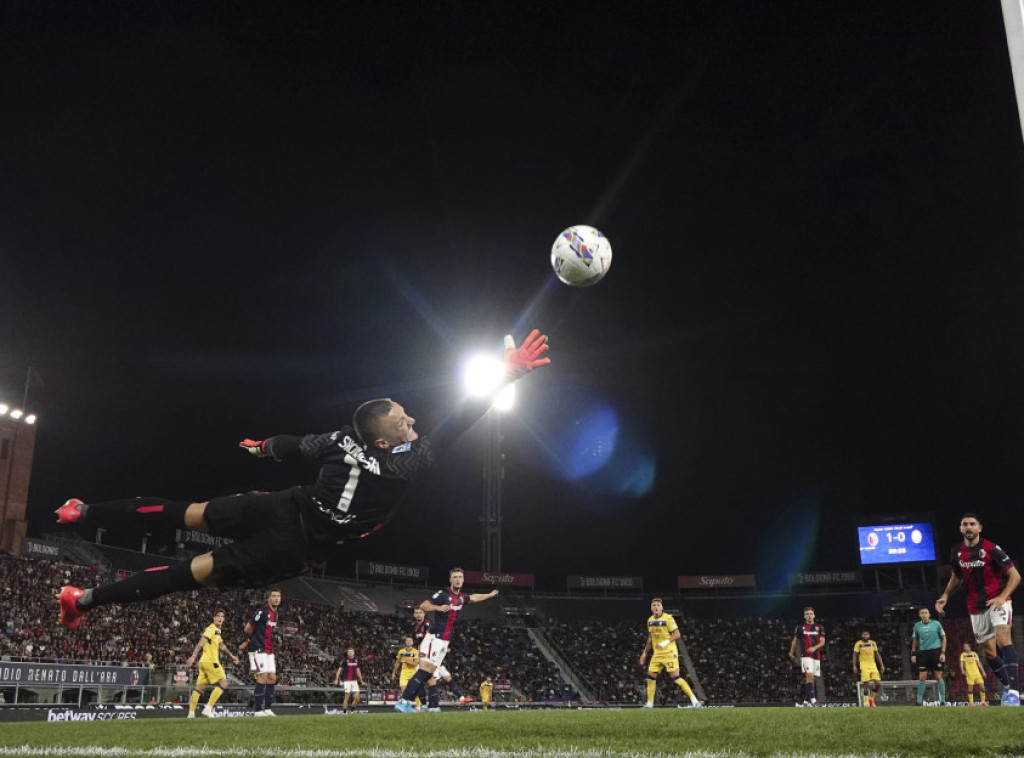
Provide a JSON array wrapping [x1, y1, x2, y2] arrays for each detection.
[[263, 427, 431, 545], [262, 398, 489, 548]]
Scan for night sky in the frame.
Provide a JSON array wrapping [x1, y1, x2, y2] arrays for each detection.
[[3, 2, 1024, 592]]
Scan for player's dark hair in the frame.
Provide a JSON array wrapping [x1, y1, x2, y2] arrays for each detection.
[[215, 609, 226, 616], [961, 512, 982, 524], [450, 567, 464, 576], [651, 597, 663, 604], [267, 587, 281, 597], [803, 606, 814, 613], [354, 398, 393, 444]]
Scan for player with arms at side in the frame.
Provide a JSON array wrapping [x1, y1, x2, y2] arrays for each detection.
[[185, 609, 240, 718], [240, 588, 281, 717], [960, 642, 988, 706], [788, 607, 825, 706], [333, 647, 366, 713], [391, 637, 421, 710], [639, 598, 701, 709], [394, 568, 499, 713], [852, 629, 884, 707], [55, 332, 549, 627], [935, 512, 1021, 706], [911, 607, 947, 706], [480, 674, 493, 711]]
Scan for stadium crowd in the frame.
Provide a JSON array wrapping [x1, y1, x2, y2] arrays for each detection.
[[0, 554, 573, 702], [4, 553, 1005, 707]]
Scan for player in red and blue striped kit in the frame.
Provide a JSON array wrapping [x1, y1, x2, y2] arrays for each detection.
[[394, 568, 498, 713], [788, 607, 825, 706], [239, 588, 281, 717], [936, 513, 1021, 706]]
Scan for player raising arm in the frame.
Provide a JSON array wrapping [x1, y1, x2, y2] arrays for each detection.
[[55, 332, 549, 628], [394, 568, 499, 713]]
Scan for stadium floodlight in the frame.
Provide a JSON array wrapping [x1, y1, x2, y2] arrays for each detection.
[[462, 355, 515, 412], [0, 404, 7, 416], [8, 409, 22, 420], [25, 414, 36, 425]]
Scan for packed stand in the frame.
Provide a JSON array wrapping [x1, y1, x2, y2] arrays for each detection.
[[545, 620, 649, 702], [1, 554, 572, 703]]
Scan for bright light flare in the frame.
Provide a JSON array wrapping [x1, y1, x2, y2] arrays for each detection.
[[462, 355, 515, 411], [25, 414, 37, 425], [9, 409, 22, 420], [0, 404, 7, 416]]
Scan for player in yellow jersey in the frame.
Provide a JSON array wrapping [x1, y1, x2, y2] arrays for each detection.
[[391, 636, 421, 710], [852, 629, 885, 707], [960, 642, 988, 705], [639, 598, 701, 708], [185, 609, 240, 718], [480, 675, 493, 711]]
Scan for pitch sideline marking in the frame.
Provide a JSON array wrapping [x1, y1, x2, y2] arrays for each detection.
[[0, 747, 911, 758]]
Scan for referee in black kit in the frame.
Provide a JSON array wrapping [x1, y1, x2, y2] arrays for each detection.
[[56, 330, 550, 628]]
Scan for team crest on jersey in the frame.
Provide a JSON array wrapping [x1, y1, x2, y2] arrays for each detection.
[[391, 442, 411, 453], [980, 548, 987, 558]]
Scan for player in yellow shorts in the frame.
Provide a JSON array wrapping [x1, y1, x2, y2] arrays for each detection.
[[639, 598, 701, 708], [960, 642, 988, 705], [852, 629, 885, 706], [185, 609, 240, 718], [480, 674, 493, 711], [391, 636, 421, 710]]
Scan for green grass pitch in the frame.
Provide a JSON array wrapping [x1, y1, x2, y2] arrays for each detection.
[[0, 708, 1021, 758]]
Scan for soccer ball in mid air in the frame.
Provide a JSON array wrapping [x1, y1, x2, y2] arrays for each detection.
[[550, 225, 612, 287]]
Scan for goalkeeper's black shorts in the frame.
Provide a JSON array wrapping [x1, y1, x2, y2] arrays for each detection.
[[203, 487, 312, 588]]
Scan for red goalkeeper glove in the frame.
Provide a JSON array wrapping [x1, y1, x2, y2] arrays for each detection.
[[239, 439, 269, 458], [504, 329, 551, 380]]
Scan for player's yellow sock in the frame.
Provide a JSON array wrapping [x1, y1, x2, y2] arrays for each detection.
[[980, 691, 986, 703], [189, 689, 201, 712], [968, 692, 974, 704], [673, 676, 694, 699], [646, 678, 656, 703], [207, 686, 223, 708]]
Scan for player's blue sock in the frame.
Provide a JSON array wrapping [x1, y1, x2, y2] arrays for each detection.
[[428, 685, 439, 708], [264, 683, 276, 710], [988, 652, 1010, 687], [937, 679, 946, 703], [253, 683, 266, 711], [447, 680, 464, 698], [999, 645, 1020, 691], [400, 670, 432, 702], [803, 682, 814, 702], [916, 681, 925, 704]]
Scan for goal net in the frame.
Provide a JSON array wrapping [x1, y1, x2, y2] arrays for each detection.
[[857, 679, 942, 706]]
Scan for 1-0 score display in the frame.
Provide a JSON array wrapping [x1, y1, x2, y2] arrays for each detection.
[[857, 522, 936, 565]]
